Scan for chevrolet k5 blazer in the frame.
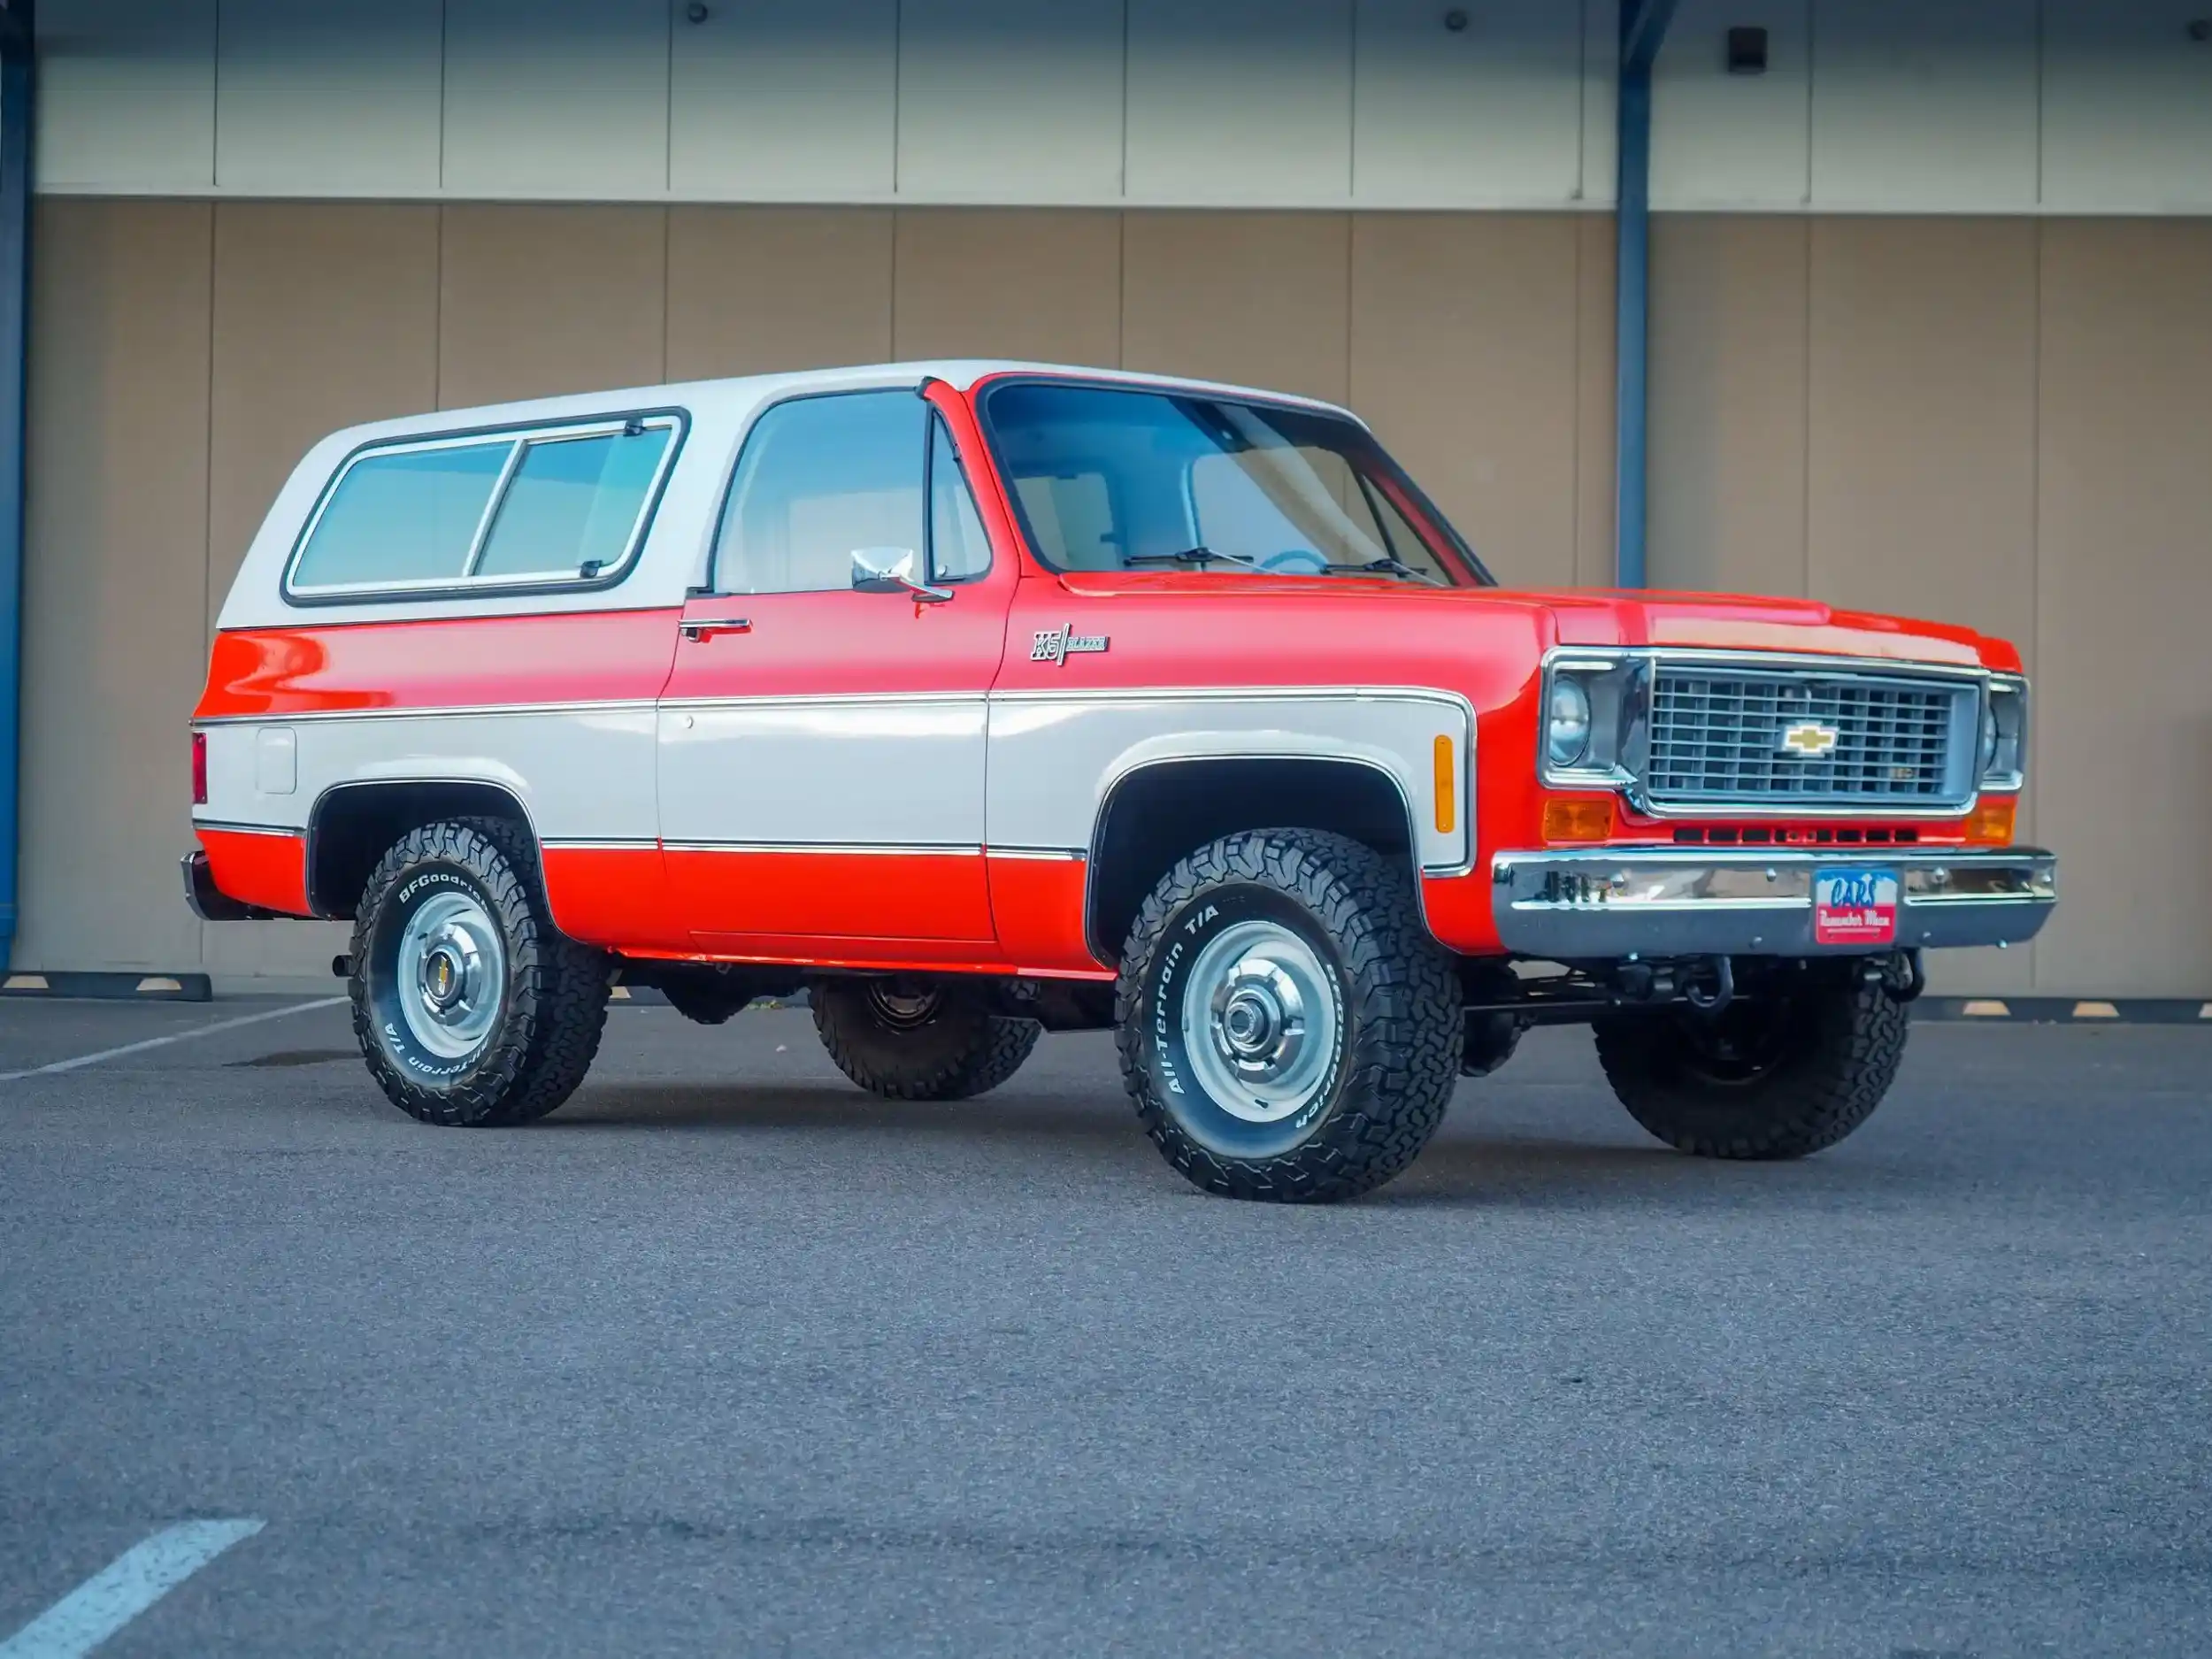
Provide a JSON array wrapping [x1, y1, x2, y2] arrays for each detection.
[[187, 362, 2055, 1202]]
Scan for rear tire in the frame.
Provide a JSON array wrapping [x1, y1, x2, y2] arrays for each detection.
[[349, 817, 610, 1126], [811, 978, 1041, 1101], [1115, 828, 1461, 1203], [1593, 972, 1908, 1159]]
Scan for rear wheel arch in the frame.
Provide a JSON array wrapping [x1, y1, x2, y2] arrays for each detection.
[[1083, 755, 1425, 966], [308, 779, 540, 918]]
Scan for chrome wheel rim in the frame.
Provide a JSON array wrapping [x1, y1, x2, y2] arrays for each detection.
[[1179, 920, 1340, 1124], [395, 891, 506, 1061]]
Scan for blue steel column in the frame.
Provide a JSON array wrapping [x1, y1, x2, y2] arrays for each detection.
[[1614, 0, 1678, 590], [0, 2, 27, 971]]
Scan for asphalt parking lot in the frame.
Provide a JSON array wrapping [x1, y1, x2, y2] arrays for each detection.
[[2, 996, 2208, 1657]]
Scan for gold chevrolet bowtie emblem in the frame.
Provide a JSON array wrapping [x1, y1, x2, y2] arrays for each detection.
[[1779, 720, 1840, 758]]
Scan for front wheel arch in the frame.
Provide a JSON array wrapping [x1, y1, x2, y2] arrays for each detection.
[[1084, 756, 1426, 968]]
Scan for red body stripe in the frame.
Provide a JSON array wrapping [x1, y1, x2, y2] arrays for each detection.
[[667, 849, 996, 947], [541, 846, 678, 951], [196, 607, 681, 720], [987, 856, 1107, 975], [199, 828, 311, 918]]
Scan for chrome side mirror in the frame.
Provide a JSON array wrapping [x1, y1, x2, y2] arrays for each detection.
[[850, 547, 951, 603]]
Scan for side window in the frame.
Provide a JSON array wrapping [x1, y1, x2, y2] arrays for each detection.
[[475, 426, 672, 579], [287, 414, 682, 598], [927, 417, 992, 583], [290, 442, 511, 589], [714, 391, 925, 595]]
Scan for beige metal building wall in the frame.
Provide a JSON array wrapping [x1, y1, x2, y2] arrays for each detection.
[[1650, 214, 2212, 998], [23, 200, 2209, 997], [19, 200, 1618, 987]]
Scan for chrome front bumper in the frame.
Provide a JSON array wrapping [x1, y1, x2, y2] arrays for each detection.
[[1490, 846, 2056, 960]]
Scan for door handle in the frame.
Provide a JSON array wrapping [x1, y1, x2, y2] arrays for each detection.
[[680, 617, 752, 641]]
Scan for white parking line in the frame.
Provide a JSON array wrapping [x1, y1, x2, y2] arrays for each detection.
[[0, 1520, 265, 1658], [0, 998, 347, 1083]]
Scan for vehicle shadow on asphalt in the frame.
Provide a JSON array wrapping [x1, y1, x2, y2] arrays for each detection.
[[541, 1079, 1919, 1210], [547, 1081, 1148, 1148]]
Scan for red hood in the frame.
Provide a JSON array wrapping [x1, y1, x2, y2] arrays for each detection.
[[1500, 588, 2007, 670], [1043, 572, 2018, 673]]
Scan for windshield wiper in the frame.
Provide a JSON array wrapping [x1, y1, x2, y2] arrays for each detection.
[[1325, 556, 1444, 587], [1122, 545, 1260, 570]]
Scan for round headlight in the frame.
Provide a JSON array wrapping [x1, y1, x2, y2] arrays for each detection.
[[1979, 704, 2000, 774], [1547, 678, 1592, 768]]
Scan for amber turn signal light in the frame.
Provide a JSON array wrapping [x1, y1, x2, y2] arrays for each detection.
[[1541, 797, 1612, 843], [1965, 796, 2016, 845], [1432, 736, 1456, 835]]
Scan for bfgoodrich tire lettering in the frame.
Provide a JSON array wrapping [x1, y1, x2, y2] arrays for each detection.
[[1593, 973, 1909, 1159], [1116, 829, 1462, 1203], [349, 817, 610, 1126], [812, 978, 1041, 1101]]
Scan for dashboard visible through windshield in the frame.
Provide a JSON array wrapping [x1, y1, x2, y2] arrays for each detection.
[[978, 380, 1491, 587]]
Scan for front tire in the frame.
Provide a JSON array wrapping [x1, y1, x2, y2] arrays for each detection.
[[1593, 972, 1909, 1159], [811, 978, 1041, 1101], [349, 817, 610, 1126], [1116, 829, 1462, 1203]]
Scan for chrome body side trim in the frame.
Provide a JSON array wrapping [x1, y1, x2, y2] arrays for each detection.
[[660, 841, 987, 857], [190, 818, 302, 837], [1490, 845, 2057, 958], [195, 697, 663, 727]]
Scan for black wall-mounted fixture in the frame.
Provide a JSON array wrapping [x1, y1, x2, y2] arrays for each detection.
[[1726, 25, 1769, 74], [1444, 9, 1470, 32]]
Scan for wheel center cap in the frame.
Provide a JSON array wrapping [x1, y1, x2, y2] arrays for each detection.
[[421, 944, 465, 1010], [1221, 988, 1279, 1056], [1211, 955, 1310, 1079]]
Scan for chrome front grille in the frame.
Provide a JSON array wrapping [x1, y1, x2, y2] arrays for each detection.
[[1642, 664, 1978, 811]]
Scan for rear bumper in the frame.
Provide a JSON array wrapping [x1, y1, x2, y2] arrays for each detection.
[[180, 849, 288, 922], [1490, 845, 2056, 959]]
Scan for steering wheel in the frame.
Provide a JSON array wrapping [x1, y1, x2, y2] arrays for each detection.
[[1257, 548, 1329, 574]]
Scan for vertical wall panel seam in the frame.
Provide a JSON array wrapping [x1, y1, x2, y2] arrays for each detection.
[[1344, 0, 1357, 202], [1340, 210, 1354, 407], [2028, 214, 2043, 989], [664, 0, 677, 197], [1118, 0, 1131, 199], [1571, 213, 1584, 581], [2032, 0, 2046, 210], [436, 1, 449, 193], [210, 0, 224, 192], [197, 202, 218, 966], [659, 206, 672, 382], [891, 0, 902, 197], [1802, 0, 1816, 208], [1113, 210, 1125, 367], [1799, 216, 1811, 597], [433, 205, 445, 408], [1574, 0, 1587, 204]]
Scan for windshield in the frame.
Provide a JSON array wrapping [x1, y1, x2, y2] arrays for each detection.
[[978, 381, 1490, 586]]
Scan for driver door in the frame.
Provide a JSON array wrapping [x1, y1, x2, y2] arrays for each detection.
[[657, 387, 1012, 953]]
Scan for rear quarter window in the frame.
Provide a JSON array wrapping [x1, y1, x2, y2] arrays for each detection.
[[285, 413, 682, 601]]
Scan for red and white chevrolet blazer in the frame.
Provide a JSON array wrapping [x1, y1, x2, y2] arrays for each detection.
[[188, 361, 2055, 1202]]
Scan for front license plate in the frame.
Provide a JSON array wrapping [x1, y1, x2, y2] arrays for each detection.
[[1814, 867, 1900, 947]]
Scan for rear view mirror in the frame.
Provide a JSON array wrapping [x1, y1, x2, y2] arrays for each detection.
[[850, 547, 951, 603]]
